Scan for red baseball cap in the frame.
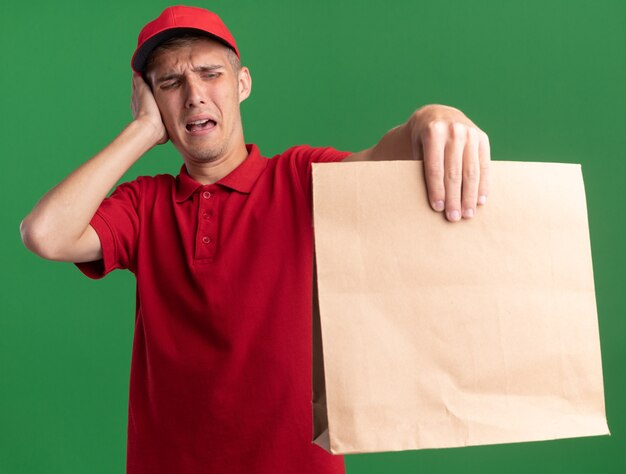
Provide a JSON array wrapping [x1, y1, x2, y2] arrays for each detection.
[[131, 5, 239, 74]]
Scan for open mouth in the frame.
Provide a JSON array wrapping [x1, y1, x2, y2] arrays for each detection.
[[186, 119, 217, 132]]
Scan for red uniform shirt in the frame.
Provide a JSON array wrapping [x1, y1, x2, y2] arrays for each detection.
[[76, 144, 350, 474]]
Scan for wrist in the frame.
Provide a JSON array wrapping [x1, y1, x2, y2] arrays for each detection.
[[131, 117, 167, 147]]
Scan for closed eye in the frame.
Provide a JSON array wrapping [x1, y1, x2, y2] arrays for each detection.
[[156, 73, 182, 90], [160, 80, 180, 90], [202, 72, 221, 79], [155, 65, 224, 89]]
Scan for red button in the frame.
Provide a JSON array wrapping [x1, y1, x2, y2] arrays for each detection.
[[202, 236, 211, 244], [203, 212, 211, 220], [202, 191, 212, 199]]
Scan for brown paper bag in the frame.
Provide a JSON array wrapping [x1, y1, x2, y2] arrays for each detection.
[[311, 160, 609, 454]]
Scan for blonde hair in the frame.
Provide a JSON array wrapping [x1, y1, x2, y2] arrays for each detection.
[[144, 33, 242, 81]]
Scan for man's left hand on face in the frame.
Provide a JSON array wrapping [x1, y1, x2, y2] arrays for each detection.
[[410, 104, 490, 222]]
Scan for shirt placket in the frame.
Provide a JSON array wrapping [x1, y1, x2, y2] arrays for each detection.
[[195, 186, 219, 261]]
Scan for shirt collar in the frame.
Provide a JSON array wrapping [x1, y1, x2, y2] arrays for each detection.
[[175, 144, 267, 202]]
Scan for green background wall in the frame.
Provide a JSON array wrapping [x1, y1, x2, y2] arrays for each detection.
[[2, 0, 624, 472]]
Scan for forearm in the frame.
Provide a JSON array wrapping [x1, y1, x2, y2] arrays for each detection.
[[369, 122, 414, 161], [20, 119, 160, 259], [345, 105, 448, 162]]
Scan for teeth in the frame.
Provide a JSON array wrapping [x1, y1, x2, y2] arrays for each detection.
[[186, 118, 216, 132]]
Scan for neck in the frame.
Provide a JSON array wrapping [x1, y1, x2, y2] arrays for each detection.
[[184, 141, 249, 185]]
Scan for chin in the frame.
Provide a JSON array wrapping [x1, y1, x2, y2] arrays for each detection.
[[172, 138, 222, 163], [186, 145, 225, 163]]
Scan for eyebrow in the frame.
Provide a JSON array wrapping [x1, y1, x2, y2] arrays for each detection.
[[155, 64, 225, 85]]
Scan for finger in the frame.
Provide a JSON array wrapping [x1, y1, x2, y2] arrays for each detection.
[[461, 128, 480, 218], [131, 74, 140, 116], [131, 73, 143, 96], [443, 124, 465, 222], [421, 121, 447, 212], [131, 74, 150, 119], [477, 130, 491, 205]]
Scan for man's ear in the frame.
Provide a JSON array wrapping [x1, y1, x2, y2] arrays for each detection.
[[238, 67, 252, 103]]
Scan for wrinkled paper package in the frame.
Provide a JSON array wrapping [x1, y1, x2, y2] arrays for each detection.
[[311, 160, 609, 454]]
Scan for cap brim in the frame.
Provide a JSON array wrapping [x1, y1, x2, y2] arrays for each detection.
[[132, 27, 237, 75]]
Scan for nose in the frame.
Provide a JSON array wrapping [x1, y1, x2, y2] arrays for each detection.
[[184, 76, 206, 108]]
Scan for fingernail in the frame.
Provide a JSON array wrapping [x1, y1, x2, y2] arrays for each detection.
[[447, 210, 461, 221], [463, 208, 474, 218], [478, 195, 487, 205], [433, 200, 445, 211]]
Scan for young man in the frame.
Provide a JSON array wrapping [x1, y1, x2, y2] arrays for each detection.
[[20, 6, 490, 474]]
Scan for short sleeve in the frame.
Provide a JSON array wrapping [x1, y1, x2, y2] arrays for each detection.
[[75, 178, 143, 279], [282, 145, 351, 205]]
